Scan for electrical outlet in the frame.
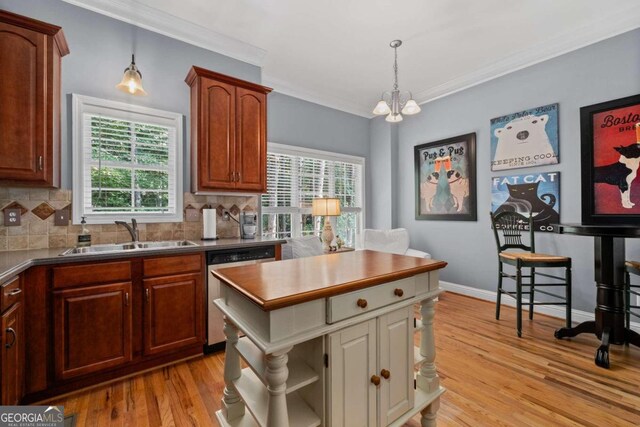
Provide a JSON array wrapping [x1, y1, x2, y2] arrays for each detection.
[[3, 209, 21, 226], [54, 209, 69, 226], [222, 210, 231, 221]]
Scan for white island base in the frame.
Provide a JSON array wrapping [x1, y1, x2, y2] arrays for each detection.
[[213, 261, 444, 427]]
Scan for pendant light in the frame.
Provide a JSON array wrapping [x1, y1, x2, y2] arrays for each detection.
[[116, 54, 147, 96], [372, 40, 421, 122]]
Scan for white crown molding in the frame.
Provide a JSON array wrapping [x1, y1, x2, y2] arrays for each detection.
[[60, 0, 267, 67], [262, 74, 372, 118], [414, 4, 640, 107]]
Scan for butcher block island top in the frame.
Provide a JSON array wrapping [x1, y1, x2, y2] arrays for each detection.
[[211, 249, 447, 310]]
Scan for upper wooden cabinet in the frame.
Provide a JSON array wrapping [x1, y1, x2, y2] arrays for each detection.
[[186, 66, 271, 193], [0, 11, 69, 188]]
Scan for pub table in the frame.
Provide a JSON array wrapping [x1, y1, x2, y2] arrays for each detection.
[[554, 223, 640, 368]]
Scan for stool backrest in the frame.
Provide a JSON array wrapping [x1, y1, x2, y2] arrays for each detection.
[[490, 211, 535, 253]]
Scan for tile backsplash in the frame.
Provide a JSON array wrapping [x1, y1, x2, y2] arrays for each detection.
[[0, 187, 258, 251]]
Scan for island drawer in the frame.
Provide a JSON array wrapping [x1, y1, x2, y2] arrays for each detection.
[[326, 277, 415, 324], [1, 276, 21, 312]]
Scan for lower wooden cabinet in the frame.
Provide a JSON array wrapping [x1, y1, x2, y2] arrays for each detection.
[[143, 272, 203, 356], [327, 306, 414, 427], [2, 300, 24, 405], [53, 282, 133, 380]]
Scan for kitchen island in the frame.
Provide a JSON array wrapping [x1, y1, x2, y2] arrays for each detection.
[[213, 250, 447, 427]]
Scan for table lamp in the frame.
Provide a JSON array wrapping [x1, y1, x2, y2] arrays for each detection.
[[312, 198, 341, 251]]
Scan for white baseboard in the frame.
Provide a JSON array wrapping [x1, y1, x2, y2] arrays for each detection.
[[440, 280, 640, 332]]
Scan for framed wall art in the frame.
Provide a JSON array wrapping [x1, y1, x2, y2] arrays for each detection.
[[415, 132, 476, 221], [490, 103, 559, 171], [491, 171, 560, 233], [580, 94, 640, 224]]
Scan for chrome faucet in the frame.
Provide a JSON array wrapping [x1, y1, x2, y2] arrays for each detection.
[[115, 218, 139, 242]]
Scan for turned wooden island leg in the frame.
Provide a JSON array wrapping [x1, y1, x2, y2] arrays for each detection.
[[221, 317, 245, 421], [265, 347, 292, 427], [418, 299, 440, 427]]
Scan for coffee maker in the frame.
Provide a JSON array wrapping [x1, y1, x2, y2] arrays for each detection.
[[240, 212, 258, 239]]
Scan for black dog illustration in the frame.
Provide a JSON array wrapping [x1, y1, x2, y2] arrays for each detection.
[[593, 143, 640, 208]]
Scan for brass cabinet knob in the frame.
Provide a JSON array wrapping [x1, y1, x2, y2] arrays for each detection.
[[380, 369, 390, 379], [357, 298, 368, 308], [370, 375, 381, 386], [394, 288, 404, 297]]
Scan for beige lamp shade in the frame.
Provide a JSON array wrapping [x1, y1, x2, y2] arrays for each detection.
[[116, 54, 147, 96], [312, 198, 341, 216]]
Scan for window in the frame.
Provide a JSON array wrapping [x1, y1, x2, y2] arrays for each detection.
[[72, 94, 183, 224], [261, 143, 365, 247]]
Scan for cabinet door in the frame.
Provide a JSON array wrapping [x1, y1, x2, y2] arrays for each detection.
[[235, 87, 267, 192], [378, 306, 414, 425], [1, 302, 23, 405], [327, 319, 377, 427], [53, 283, 133, 380], [143, 272, 203, 356], [198, 77, 236, 190], [0, 22, 47, 183]]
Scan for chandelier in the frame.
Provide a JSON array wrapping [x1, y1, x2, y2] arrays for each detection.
[[372, 40, 421, 123]]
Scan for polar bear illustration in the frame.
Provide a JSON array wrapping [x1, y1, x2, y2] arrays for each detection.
[[492, 114, 557, 171]]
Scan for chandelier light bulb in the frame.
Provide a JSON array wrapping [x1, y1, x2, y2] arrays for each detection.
[[385, 113, 403, 123], [401, 99, 421, 115], [373, 100, 391, 115]]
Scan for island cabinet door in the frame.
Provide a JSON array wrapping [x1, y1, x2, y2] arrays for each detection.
[[53, 283, 133, 380], [143, 273, 203, 356], [327, 319, 377, 427], [378, 306, 415, 425]]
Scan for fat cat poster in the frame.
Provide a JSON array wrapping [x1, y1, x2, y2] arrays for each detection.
[[591, 105, 640, 214], [415, 133, 476, 221], [490, 103, 559, 171], [491, 172, 560, 232]]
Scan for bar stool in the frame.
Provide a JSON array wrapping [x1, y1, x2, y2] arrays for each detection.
[[625, 261, 640, 329], [490, 211, 572, 337]]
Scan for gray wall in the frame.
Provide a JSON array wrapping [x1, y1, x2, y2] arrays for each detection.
[[268, 93, 372, 225], [369, 118, 398, 229], [392, 29, 640, 312], [0, 0, 260, 191]]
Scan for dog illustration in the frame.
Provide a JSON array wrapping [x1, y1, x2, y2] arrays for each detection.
[[447, 170, 469, 212], [420, 171, 439, 212], [594, 142, 640, 209], [493, 114, 557, 170]]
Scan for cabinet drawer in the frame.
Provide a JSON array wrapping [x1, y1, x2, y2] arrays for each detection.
[[52, 261, 131, 289], [143, 254, 202, 277], [326, 277, 415, 324], [1, 277, 21, 312]]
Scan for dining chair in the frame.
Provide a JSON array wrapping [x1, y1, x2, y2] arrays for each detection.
[[490, 211, 572, 337], [625, 261, 640, 330]]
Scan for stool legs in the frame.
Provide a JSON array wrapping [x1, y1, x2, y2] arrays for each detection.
[[496, 262, 503, 320], [625, 271, 631, 330], [566, 267, 572, 328], [529, 267, 535, 320], [516, 266, 522, 338]]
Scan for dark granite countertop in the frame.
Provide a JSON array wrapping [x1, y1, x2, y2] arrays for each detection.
[[0, 237, 286, 284]]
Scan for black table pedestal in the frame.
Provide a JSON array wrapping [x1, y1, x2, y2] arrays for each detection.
[[554, 236, 640, 368]]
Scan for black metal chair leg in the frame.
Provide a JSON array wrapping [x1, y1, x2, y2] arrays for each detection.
[[625, 271, 631, 330], [566, 267, 572, 328], [529, 267, 535, 320], [496, 262, 503, 320], [516, 265, 522, 337]]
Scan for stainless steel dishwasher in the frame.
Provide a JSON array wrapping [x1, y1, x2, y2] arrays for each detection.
[[206, 246, 276, 352]]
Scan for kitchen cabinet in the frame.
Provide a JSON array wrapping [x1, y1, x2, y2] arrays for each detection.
[[143, 272, 203, 356], [1, 276, 24, 405], [186, 66, 271, 193], [0, 10, 69, 187], [53, 282, 133, 380]]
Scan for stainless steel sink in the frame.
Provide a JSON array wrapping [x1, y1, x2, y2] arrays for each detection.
[[137, 240, 197, 249], [59, 240, 198, 256], [59, 243, 138, 256]]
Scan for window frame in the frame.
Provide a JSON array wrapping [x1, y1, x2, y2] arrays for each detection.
[[71, 94, 184, 224], [262, 142, 366, 243]]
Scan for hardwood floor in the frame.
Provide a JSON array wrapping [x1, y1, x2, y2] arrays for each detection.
[[44, 292, 640, 426]]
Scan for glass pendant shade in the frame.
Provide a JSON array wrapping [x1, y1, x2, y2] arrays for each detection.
[[116, 55, 147, 96], [385, 113, 403, 123], [372, 100, 391, 115], [401, 99, 421, 115]]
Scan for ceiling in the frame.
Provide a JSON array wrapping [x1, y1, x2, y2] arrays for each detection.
[[63, 0, 640, 117]]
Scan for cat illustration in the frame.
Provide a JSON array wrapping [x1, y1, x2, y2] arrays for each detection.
[[494, 182, 558, 226]]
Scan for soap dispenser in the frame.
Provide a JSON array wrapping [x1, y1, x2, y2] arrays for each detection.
[[77, 216, 92, 247]]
